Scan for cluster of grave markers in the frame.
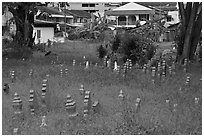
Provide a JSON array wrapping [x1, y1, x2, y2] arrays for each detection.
[[52, 55, 135, 78], [9, 70, 101, 134], [118, 89, 142, 113], [79, 84, 100, 116], [103, 56, 133, 77], [4, 57, 201, 134], [142, 60, 180, 85]]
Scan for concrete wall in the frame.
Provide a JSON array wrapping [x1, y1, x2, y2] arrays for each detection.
[[33, 27, 54, 44]]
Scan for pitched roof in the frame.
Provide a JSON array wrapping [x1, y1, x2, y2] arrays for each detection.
[[36, 6, 73, 17], [136, 2, 177, 7], [136, 2, 178, 11], [120, 2, 178, 11], [34, 19, 57, 27], [36, 6, 63, 15], [113, 2, 152, 11], [106, 2, 154, 16], [63, 9, 91, 18]]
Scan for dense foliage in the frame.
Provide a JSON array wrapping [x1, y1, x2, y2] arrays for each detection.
[[97, 44, 108, 60], [97, 32, 156, 65]]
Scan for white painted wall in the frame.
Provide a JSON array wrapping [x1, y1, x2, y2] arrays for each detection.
[[164, 10, 180, 27], [33, 27, 54, 44], [168, 11, 180, 23]]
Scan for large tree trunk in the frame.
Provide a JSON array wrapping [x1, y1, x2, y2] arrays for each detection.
[[181, 3, 199, 59], [176, 3, 186, 61], [189, 8, 202, 61], [177, 2, 201, 63], [8, 3, 35, 48], [185, 2, 192, 29], [24, 8, 28, 43]]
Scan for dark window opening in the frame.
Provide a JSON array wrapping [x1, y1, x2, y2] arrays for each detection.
[[82, 3, 95, 7], [82, 4, 89, 7], [167, 16, 172, 22], [139, 14, 149, 21], [37, 30, 41, 39], [90, 4, 95, 7]]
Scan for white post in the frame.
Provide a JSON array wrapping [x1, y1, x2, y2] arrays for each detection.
[[126, 16, 128, 26], [135, 15, 139, 21], [116, 16, 118, 26]]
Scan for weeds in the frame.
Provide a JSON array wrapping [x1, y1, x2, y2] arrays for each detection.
[[2, 40, 202, 135]]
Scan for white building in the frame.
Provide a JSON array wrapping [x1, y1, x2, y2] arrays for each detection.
[[65, 2, 121, 17], [105, 2, 155, 28], [33, 20, 57, 44], [164, 10, 180, 28]]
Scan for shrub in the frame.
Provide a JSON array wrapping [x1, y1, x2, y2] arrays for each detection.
[[54, 32, 64, 37], [111, 34, 121, 52], [2, 39, 33, 59], [97, 44, 107, 60], [112, 32, 156, 65], [68, 32, 79, 40]]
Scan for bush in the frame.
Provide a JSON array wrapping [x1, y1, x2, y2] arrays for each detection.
[[111, 34, 121, 52], [97, 44, 107, 60], [2, 38, 34, 59], [54, 32, 64, 37], [112, 32, 156, 65], [68, 32, 80, 40]]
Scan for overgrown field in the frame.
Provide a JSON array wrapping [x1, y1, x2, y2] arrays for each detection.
[[2, 40, 202, 135]]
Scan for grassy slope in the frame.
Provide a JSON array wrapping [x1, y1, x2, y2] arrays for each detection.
[[2, 40, 202, 135]]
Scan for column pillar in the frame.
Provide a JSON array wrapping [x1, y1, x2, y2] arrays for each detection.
[[126, 16, 128, 26], [116, 16, 118, 26], [135, 15, 139, 21]]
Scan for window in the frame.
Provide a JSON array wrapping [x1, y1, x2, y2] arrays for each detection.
[[82, 3, 95, 7], [167, 16, 173, 22], [84, 19, 87, 23], [80, 18, 83, 23], [89, 4, 95, 7], [105, 3, 109, 7], [139, 14, 149, 21], [82, 4, 88, 7], [37, 30, 41, 39], [77, 18, 80, 23], [56, 18, 60, 22]]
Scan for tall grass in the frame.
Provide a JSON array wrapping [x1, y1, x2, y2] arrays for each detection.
[[2, 40, 202, 135]]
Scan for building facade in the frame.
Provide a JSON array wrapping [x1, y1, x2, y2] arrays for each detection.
[[36, 6, 74, 25], [105, 2, 155, 28], [67, 2, 121, 16], [33, 20, 57, 44]]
